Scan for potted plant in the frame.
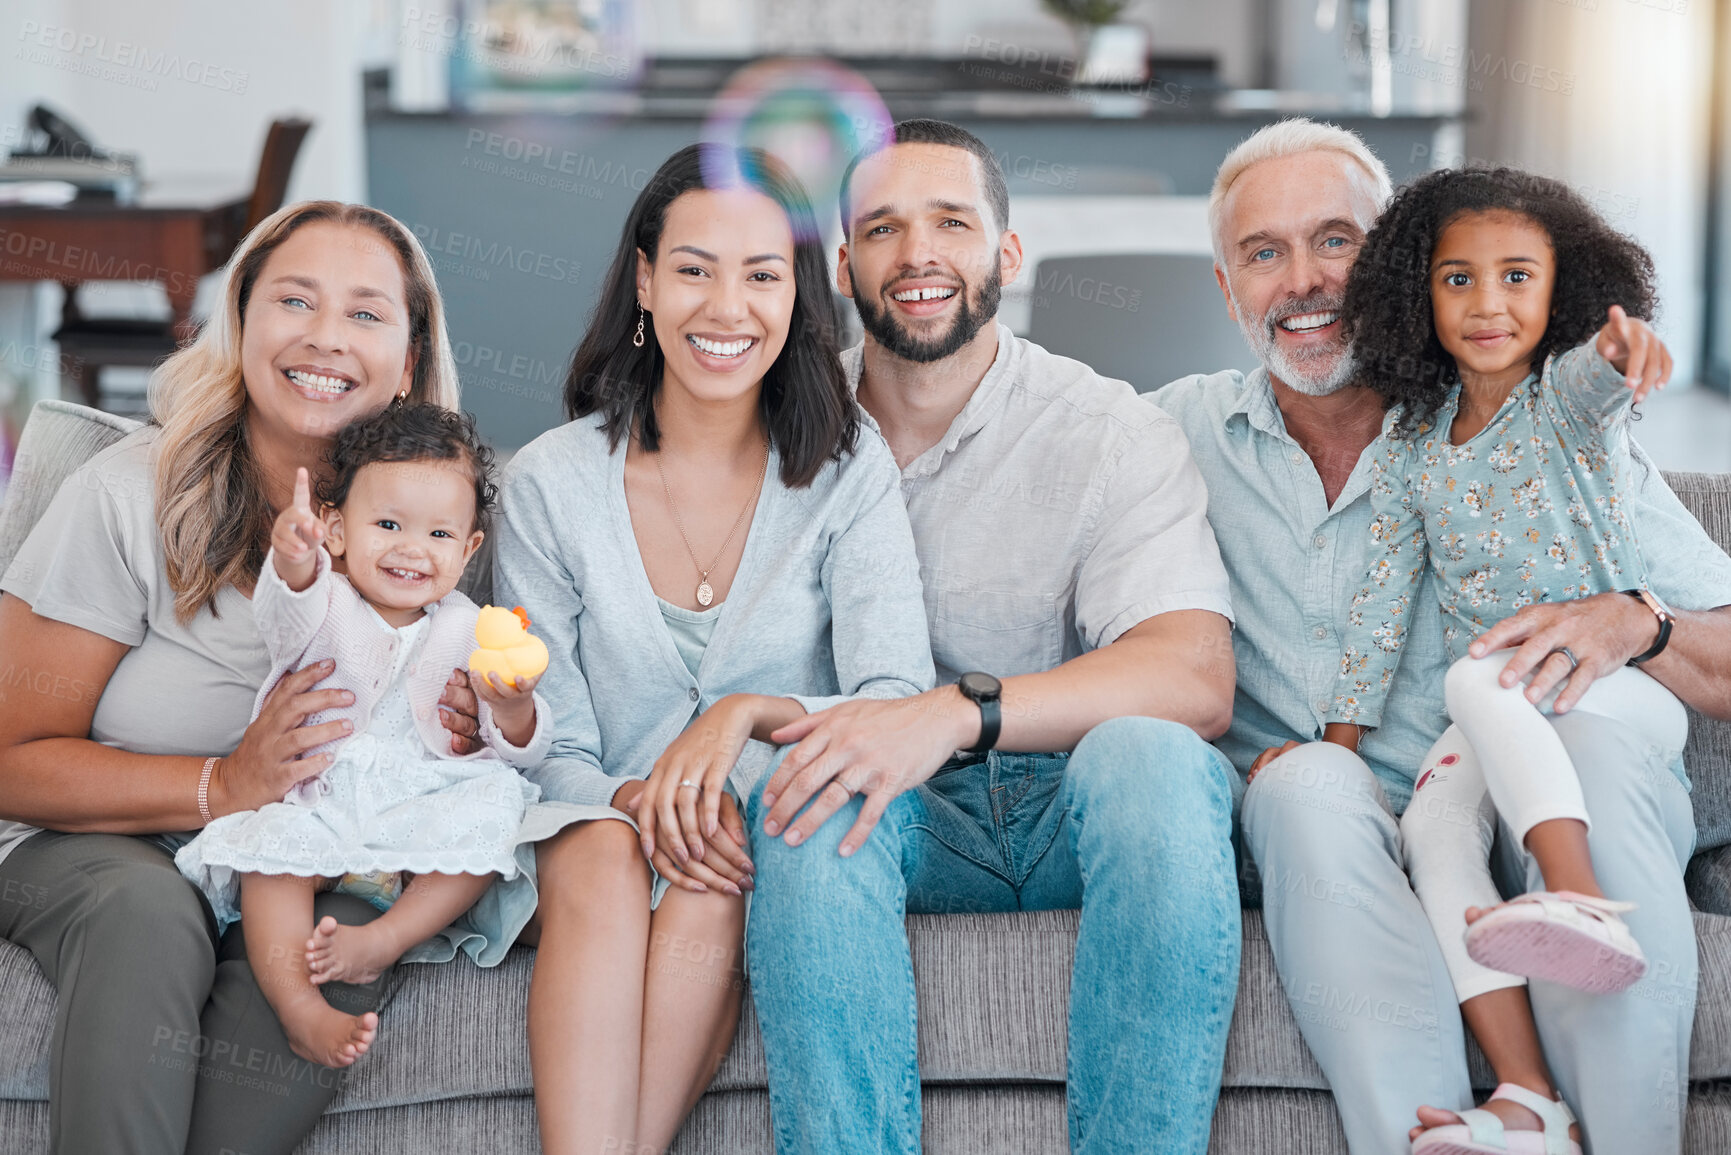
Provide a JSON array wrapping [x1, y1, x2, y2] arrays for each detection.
[[1042, 0, 1147, 86], [1042, 0, 1130, 25]]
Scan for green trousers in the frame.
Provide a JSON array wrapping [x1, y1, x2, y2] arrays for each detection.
[[0, 830, 394, 1154]]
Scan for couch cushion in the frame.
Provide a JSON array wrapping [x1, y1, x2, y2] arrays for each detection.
[[1666, 471, 1731, 852], [0, 1086, 1377, 1155], [17, 1085, 1731, 1155], [0, 941, 54, 1099], [0, 401, 142, 581], [6, 908, 1731, 1110]]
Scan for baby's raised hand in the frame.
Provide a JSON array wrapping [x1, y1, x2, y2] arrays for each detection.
[[1595, 304, 1671, 404], [271, 467, 326, 588], [473, 669, 541, 749]]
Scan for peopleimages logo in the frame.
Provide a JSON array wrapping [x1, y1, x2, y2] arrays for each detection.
[[16, 21, 250, 93], [1347, 24, 1575, 94], [410, 223, 584, 285], [0, 227, 201, 294]]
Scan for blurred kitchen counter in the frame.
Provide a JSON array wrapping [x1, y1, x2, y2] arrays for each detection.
[[367, 57, 1456, 449]]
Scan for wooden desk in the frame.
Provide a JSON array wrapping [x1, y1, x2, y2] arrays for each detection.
[[0, 180, 251, 339]]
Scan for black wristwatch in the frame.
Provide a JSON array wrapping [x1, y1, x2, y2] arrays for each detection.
[[957, 672, 1003, 753], [1622, 588, 1674, 665]]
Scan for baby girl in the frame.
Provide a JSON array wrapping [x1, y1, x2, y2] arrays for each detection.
[[177, 403, 547, 1067]]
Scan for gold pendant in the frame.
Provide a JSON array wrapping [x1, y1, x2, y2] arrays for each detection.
[[696, 580, 714, 607]]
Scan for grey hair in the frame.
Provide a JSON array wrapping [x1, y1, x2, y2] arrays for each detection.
[[1209, 117, 1393, 263]]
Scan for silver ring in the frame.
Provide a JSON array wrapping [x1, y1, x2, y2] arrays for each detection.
[[677, 779, 700, 791], [1549, 646, 1579, 672]]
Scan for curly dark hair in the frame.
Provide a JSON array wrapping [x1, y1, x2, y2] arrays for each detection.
[[1343, 166, 1657, 436], [317, 402, 498, 531]]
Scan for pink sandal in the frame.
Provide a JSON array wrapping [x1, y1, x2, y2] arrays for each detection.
[[1464, 890, 1646, 994], [1410, 1083, 1581, 1155]]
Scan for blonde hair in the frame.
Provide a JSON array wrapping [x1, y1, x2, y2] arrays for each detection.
[[1209, 118, 1393, 263], [149, 200, 461, 623]]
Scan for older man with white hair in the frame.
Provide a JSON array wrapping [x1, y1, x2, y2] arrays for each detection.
[[1158, 118, 1731, 1154]]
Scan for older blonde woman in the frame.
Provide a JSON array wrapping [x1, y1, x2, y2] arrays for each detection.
[[0, 201, 477, 1155]]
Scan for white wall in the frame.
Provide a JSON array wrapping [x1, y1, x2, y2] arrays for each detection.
[[6, 0, 370, 202], [0, 0, 376, 403], [1464, 0, 1712, 384]]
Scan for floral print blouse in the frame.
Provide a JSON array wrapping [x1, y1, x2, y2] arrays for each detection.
[[1328, 342, 1648, 727]]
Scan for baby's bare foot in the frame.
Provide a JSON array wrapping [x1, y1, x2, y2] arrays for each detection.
[[277, 998, 379, 1069], [306, 915, 399, 986]]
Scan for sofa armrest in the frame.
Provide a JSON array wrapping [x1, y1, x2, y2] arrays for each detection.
[[0, 400, 142, 579], [1687, 843, 1731, 915]]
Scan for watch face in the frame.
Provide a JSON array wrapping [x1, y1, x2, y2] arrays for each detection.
[[958, 672, 1002, 701]]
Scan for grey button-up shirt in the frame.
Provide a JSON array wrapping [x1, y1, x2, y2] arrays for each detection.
[[1158, 366, 1731, 812], [844, 324, 1233, 686]]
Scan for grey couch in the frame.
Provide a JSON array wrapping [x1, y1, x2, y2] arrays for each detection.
[[2, 398, 1730, 1154]]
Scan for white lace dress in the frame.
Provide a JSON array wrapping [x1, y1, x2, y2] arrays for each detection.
[[176, 614, 538, 928]]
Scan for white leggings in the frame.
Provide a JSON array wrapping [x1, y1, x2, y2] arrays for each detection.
[[1399, 648, 1688, 1001]]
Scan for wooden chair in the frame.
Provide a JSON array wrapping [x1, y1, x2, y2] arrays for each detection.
[[53, 117, 312, 412]]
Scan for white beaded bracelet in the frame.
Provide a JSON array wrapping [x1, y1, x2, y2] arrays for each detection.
[[197, 756, 218, 826]]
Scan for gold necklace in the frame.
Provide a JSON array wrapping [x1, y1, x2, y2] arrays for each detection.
[[655, 438, 769, 607]]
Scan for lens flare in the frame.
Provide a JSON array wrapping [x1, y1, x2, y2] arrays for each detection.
[[700, 58, 893, 234]]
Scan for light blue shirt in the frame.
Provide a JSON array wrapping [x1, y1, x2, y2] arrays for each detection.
[[1157, 367, 1731, 812], [492, 412, 936, 808], [1332, 344, 1648, 726], [657, 597, 720, 680]]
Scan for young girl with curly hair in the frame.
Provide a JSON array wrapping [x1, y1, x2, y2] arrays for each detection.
[[1322, 167, 1683, 1153]]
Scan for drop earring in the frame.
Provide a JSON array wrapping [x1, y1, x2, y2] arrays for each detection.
[[633, 304, 646, 349]]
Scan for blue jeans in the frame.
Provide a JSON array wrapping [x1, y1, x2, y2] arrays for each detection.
[[744, 716, 1242, 1154]]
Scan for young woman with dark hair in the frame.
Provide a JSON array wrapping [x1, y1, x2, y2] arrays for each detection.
[[565, 143, 858, 487], [488, 143, 934, 1153]]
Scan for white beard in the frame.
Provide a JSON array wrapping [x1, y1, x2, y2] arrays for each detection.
[[1264, 339, 1358, 397], [1230, 287, 1358, 397]]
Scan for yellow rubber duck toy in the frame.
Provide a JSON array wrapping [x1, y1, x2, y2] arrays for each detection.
[[469, 605, 549, 684]]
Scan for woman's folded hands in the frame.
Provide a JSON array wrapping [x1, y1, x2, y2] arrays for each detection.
[[624, 695, 760, 896]]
